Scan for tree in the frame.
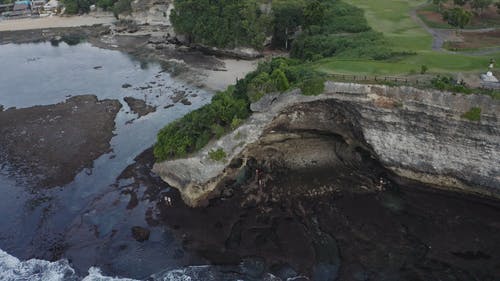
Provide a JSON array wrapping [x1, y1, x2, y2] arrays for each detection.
[[471, 0, 493, 14], [271, 0, 305, 49], [453, 0, 468, 6], [433, 0, 446, 12], [112, 0, 131, 17], [304, 0, 325, 27], [497, 2, 500, 14], [62, 0, 92, 14], [96, 0, 115, 11], [170, 0, 268, 49], [443, 7, 472, 30]]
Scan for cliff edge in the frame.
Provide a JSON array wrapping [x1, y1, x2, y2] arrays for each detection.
[[153, 82, 500, 207]]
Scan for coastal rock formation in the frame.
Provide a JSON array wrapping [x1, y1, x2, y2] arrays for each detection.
[[124, 96, 156, 117], [122, 0, 173, 26], [153, 82, 500, 207], [0, 95, 121, 188]]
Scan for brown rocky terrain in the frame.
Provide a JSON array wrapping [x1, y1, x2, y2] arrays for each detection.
[[124, 96, 156, 118], [0, 95, 121, 188]]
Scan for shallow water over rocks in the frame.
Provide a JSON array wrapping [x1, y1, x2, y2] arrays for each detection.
[[0, 41, 499, 281], [0, 41, 212, 279]]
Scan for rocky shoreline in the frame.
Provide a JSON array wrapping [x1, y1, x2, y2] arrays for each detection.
[[0, 20, 259, 93], [119, 145, 500, 280], [0, 95, 121, 188], [154, 82, 500, 207], [1, 17, 500, 281]]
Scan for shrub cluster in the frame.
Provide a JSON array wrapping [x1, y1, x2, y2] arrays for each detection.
[[461, 107, 482, 121], [170, 0, 270, 49], [154, 58, 325, 161], [61, 0, 131, 15], [430, 75, 472, 94], [208, 148, 227, 162]]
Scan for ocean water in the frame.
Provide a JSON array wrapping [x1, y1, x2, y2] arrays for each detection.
[[0, 248, 137, 281], [0, 249, 284, 281], [0, 41, 213, 279]]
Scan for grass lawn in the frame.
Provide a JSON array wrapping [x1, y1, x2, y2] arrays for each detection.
[[315, 0, 500, 76], [343, 0, 431, 51], [314, 52, 500, 76], [417, 2, 500, 29]]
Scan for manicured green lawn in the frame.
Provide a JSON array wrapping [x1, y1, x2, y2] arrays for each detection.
[[314, 52, 500, 76], [344, 0, 431, 51], [316, 0, 500, 76]]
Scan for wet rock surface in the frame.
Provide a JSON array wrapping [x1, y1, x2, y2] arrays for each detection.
[[124, 96, 156, 117], [0, 25, 110, 45], [131, 226, 150, 242], [124, 149, 500, 281], [0, 95, 121, 188]]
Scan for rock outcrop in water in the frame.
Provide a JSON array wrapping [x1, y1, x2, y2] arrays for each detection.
[[153, 82, 499, 207], [0, 95, 121, 188]]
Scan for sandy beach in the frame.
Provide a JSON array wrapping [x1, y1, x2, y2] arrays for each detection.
[[200, 59, 259, 92], [0, 14, 115, 32]]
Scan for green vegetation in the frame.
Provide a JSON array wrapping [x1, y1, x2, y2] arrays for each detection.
[[430, 75, 472, 93], [312, 0, 500, 75], [61, 0, 131, 15], [442, 7, 472, 29], [154, 0, 500, 161], [429, 75, 500, 98], [154, 87, 249, 161], [154, 58, 325, 161], [62, 0, 93, 14], [170, 0, 270, 49], [208, 148, 227, 162], [111, 0, 131, 17], [461, 107, 482, 121]]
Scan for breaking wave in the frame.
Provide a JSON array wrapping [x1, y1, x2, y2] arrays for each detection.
[[0, 249, 137, 281], [0, 249, 286, 281]]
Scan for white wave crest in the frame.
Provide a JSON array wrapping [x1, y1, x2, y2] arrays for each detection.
[[0, 249, 138, 281]]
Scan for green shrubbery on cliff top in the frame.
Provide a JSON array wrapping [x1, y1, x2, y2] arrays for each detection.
[[170, 0, 393, 61], [153, 58, 325, 161], [154, 0, 392, 161]]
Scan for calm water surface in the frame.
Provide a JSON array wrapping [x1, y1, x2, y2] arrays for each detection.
[[0, 41, 212, 279]]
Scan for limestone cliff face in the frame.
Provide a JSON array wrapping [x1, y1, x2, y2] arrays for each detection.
[[153, 82, 500, 207], [122, 0, 173, 26]]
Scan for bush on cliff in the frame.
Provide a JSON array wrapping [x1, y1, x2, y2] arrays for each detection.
[[430, 76, 472, 94], [461, 107, 482, 121], [154, 87, 250, 161], [154, 58, 325, 161]]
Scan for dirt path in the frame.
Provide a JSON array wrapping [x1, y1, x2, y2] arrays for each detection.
[[410, 5, 500, 55], [409, 5, 450, 51]]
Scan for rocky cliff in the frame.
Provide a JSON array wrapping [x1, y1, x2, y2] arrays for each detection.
[[153, 82, 500, 207], [121, 0, 173, 26]]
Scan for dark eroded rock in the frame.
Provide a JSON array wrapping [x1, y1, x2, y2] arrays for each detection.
[[124, 96, 156, 118], [131, 226, 150, 242], [0, 95, 121, 188]]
